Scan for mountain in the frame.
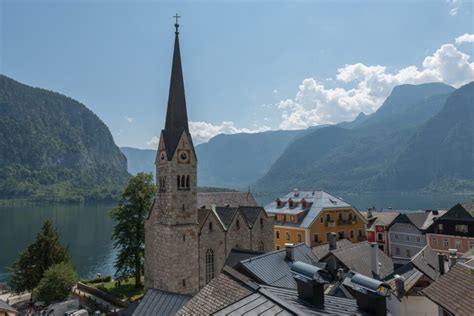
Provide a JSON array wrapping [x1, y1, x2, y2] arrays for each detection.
[[254, 82, 468, 194], [376, 82, 474, 191], [0, 75, 129, 202], [120, 147, 156, 176]]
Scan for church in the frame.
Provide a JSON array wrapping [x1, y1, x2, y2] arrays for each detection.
[[144, 19, 274, 295]]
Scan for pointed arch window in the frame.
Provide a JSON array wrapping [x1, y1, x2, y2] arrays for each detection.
[[205, 249, 215, 284], [181, 175, 185, 188], [258, 241, 264, 251], [186, 175, 190, 188], [177, 175, 181, 189]]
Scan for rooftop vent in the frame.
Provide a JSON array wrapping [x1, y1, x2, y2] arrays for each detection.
[[293, 188, 299, 197], [350, 273, 390, 315], [291, 261, 331, 307], [285, 243, 295, 261]]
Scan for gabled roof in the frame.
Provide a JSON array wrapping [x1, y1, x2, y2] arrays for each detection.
[[212, 205, 266, 231], [322, 241, 394, 279], [406, 212, 430, 230], [266, 190, 365, 229], [362, 211, 400, 230], [0, 300, 17, 313], [438, 203, 473, 220], [198, 208, 210, 227], [238, 244, 320, 289], [214, 206, 239, 229], [225, 248, 266, 269], [132, 288, 191, 316], [239, 206, 264, 226], [422, 263, 474, 316], [197, 192, 258, 209], [312, 239, 355, 259], [410, 246, 442, 281]]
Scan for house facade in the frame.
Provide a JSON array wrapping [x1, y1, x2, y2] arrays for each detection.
[[363, 209, 399, 255], [425, 204, 474, 255], [265, 190, 367, 249]]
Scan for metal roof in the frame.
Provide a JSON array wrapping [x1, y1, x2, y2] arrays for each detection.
[[197, 192, 258, 209], [238, 244, 320, 289], [265, 191, 363, 229], [132, 289, 191, 316]]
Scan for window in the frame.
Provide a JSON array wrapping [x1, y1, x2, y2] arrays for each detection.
[[182, 204, 185, 212], [288, 198, 293, 208], [406, 249, 411, 257], [338, 231, 345, 240], [416, 236, 421, 243], [438, 223, 444, 231], [260, 217, 264, 228], [285, 232, 290, 241], [182, 279, 186, 287], [181, 175, 185, 188], [431, 237, 437, 247], [338, 213, 343, 221], [358, 229, 362, 237], [276, 231, 280, 239], [405, 235, 410, 241], [159, 176, 167, 192], [186, 175, 190, 188], [276, 245, 280, 250], [395, 247, 400, 255], [182, 234, 186, 242], [327, 232, 331, 242], [470, 240, 474, 249], [235, 244, 240, 248], [443, 239, 449, 248], [297, 233, 302, 243], [177, 175, 180, 188], [258, 241, 264, 251], [209, 222, 213, 232], [276, 198, 282, 207], [320, 217, 324, 224], [313, 234, 319, 242], [377, 233, 383, 241], [394, 234, 399, 240], [455, 240, 461, 249], [205, 249, 215, 284], [455, 224, 468, 233], [236, 219, 240, 230], [350, 230, 354, 239], [326, 214, 332, 222], [349, 213, 353, 221]]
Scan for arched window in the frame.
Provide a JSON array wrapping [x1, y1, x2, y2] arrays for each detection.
[[260, 217, 264, 228], [186, 175, 190, 188], [177, 175, 181, 189], [181, 175, 185, 188], [258, 241, 264, 251], [236, 219, 240, 230], [209, 221, 213, 231], [205, 249, 215, 284]]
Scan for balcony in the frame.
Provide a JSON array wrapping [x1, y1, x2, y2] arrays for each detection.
[[326, 220, 336, 228], [337, 219, 347, 225]]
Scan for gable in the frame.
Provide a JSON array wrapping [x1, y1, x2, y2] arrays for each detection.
[[199, 209, 226, 234], [440, 203, 472, 220], [161, 128, 197, 162]]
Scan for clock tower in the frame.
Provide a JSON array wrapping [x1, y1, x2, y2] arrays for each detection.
[[144, 17, 199, 295]]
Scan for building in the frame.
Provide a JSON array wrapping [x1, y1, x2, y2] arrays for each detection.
[[144, 21, 273, 295], [422, 262, 474, 316], [0, 300, 17, 316], [362, 209, 400, 254], [425, 204, 474, 256], [387, 211, 445, 265], [265, 190, 367, 249]]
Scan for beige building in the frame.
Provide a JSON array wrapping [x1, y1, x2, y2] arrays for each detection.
[[144, 23, 273, 295]]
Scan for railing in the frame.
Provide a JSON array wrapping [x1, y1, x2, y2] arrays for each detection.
[[326, 220, 336, 228]]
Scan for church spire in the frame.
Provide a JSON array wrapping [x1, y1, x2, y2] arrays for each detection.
[[162, 14, 193, 160]]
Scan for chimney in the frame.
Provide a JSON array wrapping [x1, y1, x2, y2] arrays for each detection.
[[293, 188, 299, 197], [367, 207, 373, 218], [438, 253, 446, 275], [351, 273, 390, 316], [285, 243, 295, 261], [329, 232, 337, 250], [449, 249, 457, 268], [370, 243, 380, 279], [291, 261, 331, 307], [393, 275, 405, 297]]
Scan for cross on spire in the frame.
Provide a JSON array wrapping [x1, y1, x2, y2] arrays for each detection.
[[174, 13, 181, 34]]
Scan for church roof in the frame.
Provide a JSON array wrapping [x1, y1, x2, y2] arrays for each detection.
[[161, 24, 196, 160], [132, 288, 191, 316], [197, 192, 258, 209]]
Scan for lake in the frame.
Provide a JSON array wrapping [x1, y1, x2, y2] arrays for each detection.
[[0, 192, 471, 282]]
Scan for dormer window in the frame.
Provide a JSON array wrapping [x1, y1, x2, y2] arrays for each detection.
[[301, 198, 307, 209], [276, 198, 282, 207], [288, 198, 294, 208]]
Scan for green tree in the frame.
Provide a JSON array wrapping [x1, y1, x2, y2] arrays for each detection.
[[111, 172, 155, 288], [8, 220, 71, 292], [32, 262, 78, 305]]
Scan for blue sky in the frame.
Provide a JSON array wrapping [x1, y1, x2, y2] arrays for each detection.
[[1, 0, 473, 148]]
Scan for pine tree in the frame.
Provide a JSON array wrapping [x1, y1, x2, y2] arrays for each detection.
[[111, 172, 155, 288], [8, 220, 71, 292]]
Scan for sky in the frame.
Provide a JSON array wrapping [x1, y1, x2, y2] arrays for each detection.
[[1, 0, 473, 148]]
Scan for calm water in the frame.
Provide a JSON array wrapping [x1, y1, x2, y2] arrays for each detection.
[[0, 203, 117, 282], [0, 192, 471, 282]]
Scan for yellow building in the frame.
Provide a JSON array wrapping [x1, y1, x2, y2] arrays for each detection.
[[265, 190, 367, 249]]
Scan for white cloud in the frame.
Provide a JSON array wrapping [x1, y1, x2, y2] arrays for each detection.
[[273, 89, 278, 93], [146, 136, 160, 146], [455, 33, 474, 44], [447, 0, 460, 16], [189, 121, 271, 144], [277, 43, 474, 130], [125, 116, 134, 123]]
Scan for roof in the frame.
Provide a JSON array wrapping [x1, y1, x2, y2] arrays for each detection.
[[238, 243, 320, 289], [198, 208, 210, 227], [361, 211, 400, 230], [311, 239, 355, 259], [239, 206, 263, 226], [214, 285, 367, 315], [324, 241, 394, 279], [161, 28, 195, 161], [422, 263, 474, 316], [406, 212, 430, 230], [439, 203, 473, 220], [132, 288, 191, 316], [197, 192, 258, 209], [177, 268, 254, 315], [0, 300, 17, 313], [410, 246, 442, 281], [224, 248, 265, 268], [214, 206, 238, 228], [385, 266, 424, 298], [266, 190, 365, 229], [211, 205, 266, 231]]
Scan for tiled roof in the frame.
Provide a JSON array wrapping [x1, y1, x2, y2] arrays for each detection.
[[361, 211, 400, 229], [422, 263, 474, 316], [224, 248, 265, 268], [238, 244, 320, 289], [177, 269, 254, 315], [327, 241, 394, 279], [311, 239, 355, 259], [214, 285, 367, 315], [132, 289, 191, 316], [265, 191, 364, 229], [197, 192, 258, 209]]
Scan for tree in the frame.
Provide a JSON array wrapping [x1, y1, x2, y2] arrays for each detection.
[[33, 262, 78, 305], [9, 220, 71, 292], [111, 172, 155, 288]]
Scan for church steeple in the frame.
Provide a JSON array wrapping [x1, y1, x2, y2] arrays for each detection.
[[162, 14, 192, 160]]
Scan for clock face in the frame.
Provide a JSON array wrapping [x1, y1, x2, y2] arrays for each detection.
[[178, 149, 190, 163]]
